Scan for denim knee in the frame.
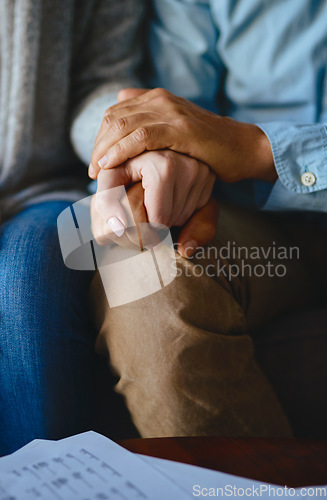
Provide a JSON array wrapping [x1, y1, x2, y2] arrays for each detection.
[[0, 201, 96, 454]]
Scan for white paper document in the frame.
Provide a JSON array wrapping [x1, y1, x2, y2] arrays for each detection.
[[0, 432, 190, 500], [0, 432, 325, 499]]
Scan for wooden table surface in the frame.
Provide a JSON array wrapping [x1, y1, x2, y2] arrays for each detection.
[[121, 436, 327, 488]]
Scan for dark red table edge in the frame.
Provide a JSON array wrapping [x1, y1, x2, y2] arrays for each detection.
[[120, 436, 327, 488]]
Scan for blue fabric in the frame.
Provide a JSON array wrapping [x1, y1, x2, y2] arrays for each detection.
[[148, 0, 327, 214], [0, 201, 96, 455]]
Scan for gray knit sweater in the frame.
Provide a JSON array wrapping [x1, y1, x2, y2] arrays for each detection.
[[0, 0, 145, 218]]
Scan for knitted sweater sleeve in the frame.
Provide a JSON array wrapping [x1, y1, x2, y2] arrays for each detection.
[[70, 0, 146, 165]]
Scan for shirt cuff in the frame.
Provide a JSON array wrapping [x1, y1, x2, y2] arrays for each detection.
[[256, 122, 327, 194], [261, 179, 327, 213]]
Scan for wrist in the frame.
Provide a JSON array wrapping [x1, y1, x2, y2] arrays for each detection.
[[211, 117, 277, 183]]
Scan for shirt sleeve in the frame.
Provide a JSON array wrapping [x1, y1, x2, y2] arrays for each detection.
[[147, 0, 222, 113], [256, 122, 327, 212], [70, 0, 146, 165]]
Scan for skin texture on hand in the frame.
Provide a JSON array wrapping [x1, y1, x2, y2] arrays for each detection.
[[93, 149, 216, 231], [89, 88, 219, 258], [89, 88, 277, 184], [91, 181, 219, 258]]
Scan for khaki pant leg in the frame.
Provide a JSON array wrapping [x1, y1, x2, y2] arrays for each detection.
[[90, 203, 314, 438]]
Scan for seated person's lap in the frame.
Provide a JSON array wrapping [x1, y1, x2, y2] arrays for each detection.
[[0, 201, 96, 455]]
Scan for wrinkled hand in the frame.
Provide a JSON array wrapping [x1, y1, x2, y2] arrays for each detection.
[[92, 149, 215, 235], [91, 181, 219, 258], [89, 88, 276, 183]]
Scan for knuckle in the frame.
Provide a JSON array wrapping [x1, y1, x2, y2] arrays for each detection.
[[114, 140, 126, 156], [169, 100, 183, 115], [113, 117, 127, 134], [103, 115, 111, 128], [163, 155, 175, 170], [146, 205, 170, 227], [160, 160, 174, 181], [117, 89, 129, 101], [104, 108, 114, 123], [187, 158, 199, 182], [133, 127, 148, 143], [175, 115, 192, 132], [155, 94, 172, 107], [155, 149, 174, 163], [153, 87, 169, 97], [152, 88, 182, 113], [190, 157, 200, 171]]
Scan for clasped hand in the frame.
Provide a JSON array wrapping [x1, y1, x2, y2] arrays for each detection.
[[89, 87, 275, 257]]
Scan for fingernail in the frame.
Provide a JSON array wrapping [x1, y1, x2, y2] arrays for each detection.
[[182, 240, 197, 258], [88, 164, 95, 178], [108, 217, 125, 237], [98, 155, 109, 168]]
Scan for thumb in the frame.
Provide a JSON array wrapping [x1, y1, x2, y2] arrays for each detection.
[[95, 167, 154, 246], [117, 88, 149, 102], [95, 166, 135, 236], [177, 198, 219, 258]]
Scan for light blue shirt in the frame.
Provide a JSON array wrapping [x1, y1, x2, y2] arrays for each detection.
[[148, 0, 327, 214]]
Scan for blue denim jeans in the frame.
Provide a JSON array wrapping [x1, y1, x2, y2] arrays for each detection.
[[0, 201, 97, 455]]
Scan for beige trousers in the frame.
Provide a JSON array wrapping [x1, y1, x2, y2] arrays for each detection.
[[90, 202, 324, 438]]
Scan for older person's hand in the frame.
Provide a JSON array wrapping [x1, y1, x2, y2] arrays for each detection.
[[89, 88, 277, 184], [89, 88, 218, 257], [91, 181, 219, 258]]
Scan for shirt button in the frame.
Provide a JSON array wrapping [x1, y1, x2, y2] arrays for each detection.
[[301, 172, 316, 187]]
